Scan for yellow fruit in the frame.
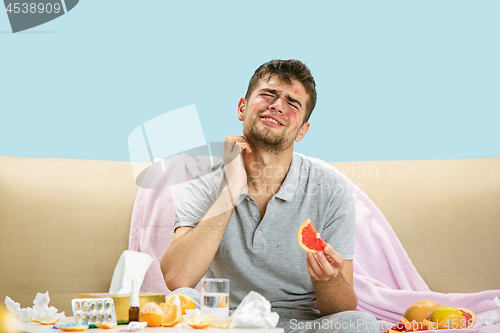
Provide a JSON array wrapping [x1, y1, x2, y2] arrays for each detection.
[[429, 306, 463, 323], [437, 315, 466, 329], [139, 302, 164, 327], [164, 294, 196, 315], [160, 304, 183, 327], [403, 299, 441, 323]]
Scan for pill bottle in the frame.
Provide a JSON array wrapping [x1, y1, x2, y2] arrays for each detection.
[[129, 279, 140, 322]]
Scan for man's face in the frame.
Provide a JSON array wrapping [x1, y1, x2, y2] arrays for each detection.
[[238, 75, 310, 153]]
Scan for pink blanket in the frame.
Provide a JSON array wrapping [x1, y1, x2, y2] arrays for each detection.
[[299, 154, 500, 325], [129, 154, 220, 294], [129, 153, 500, 325]]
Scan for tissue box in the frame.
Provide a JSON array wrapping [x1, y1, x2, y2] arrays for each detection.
[[78, 293, 165, 323]]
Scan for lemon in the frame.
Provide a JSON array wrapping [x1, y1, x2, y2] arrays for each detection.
[[429, 306, 463, 323]]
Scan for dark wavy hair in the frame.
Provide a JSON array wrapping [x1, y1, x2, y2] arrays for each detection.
[[245, 59, 317, 123]]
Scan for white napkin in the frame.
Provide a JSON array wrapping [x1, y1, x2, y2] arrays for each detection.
[[109, 250, 153, 294], [4, 292, 65, 322], [230, 291, 279, 328], [477, 297, 500, 332]]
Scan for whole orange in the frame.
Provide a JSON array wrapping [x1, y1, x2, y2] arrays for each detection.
[[139, 302, 163, 327]]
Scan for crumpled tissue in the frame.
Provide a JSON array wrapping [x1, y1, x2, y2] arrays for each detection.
[[477, 297, 500, 332], [108, 250, 153, 294], [4, 292, 65, 322], [230, 291, 279, 328], [183, 308, 200, 322]]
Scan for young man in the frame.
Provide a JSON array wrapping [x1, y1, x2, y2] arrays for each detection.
[[161, 60, 378, 332]]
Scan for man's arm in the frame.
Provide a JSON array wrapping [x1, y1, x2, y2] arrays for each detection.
[[161, 184, 240, 290], [307, 246, 358, 315], [161, 137, 251, 291]]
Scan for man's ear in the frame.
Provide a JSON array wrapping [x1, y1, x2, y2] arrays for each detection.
[[295, 122, 310, 143], [237, 98, 246, 121]]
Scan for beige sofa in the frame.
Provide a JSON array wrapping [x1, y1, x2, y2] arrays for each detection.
[[1, 155, 499, 315]]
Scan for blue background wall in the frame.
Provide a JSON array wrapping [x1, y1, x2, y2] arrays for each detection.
[[1, 1, 499, 162]]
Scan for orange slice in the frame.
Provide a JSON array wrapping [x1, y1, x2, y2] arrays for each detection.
[[219, 295, 227, 308], [95, 322, 117, 329], [186, 315, 215, 329], [297, 219, 327, 253], [161, 304, 183, 327], [211, 318, 232, 329], [139, 302, 163, 327], [164, 294, 196, 315], [437, 314, 466, 329], [31, 318, 61, 325], [422, 319, 438, 330]]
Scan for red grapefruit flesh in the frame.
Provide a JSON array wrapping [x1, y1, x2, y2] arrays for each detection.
[[298, 219, 327, 253], [457, 307, 476, 329]]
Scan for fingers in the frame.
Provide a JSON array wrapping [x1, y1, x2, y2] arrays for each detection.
[[306, 245, 345, 281], [307, 252, 336, 281], [235, 142, 252, 153], [306, 254, 321, 280], [324, 245, 344, 268], [224, 135, 252, 153]]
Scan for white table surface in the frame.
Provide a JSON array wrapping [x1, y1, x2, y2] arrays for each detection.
[[17, 317, 284, 333]]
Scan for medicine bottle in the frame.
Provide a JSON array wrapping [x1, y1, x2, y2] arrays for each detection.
[[129, 279, 140, 322]]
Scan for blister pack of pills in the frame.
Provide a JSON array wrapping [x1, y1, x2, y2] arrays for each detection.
[[71, 298, 117, 325]]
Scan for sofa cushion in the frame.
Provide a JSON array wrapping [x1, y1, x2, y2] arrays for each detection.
[[331, 157, 500, 293], [0, 155, 138, 314]]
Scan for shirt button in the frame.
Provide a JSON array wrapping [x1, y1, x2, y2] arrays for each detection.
[[246, 197, 250, 201], [251, 212, 256, 217], [257, 230, 262, 235]]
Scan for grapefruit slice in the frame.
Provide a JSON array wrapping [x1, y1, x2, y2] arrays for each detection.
[[297, 219, 327, 253], [457, 307, 476, 329]]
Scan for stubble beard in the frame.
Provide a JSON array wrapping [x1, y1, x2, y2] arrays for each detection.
[[245, 118, 295, 155]]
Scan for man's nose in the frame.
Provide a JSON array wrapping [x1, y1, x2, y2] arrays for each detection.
[[269, 97, 284, 113]]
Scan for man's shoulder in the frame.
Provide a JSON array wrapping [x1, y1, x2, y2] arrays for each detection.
[[294, 153, 347, 183], [192, 161, 225, 186]]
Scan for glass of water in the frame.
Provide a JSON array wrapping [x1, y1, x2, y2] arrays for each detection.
[[200, 278, 230, 319]]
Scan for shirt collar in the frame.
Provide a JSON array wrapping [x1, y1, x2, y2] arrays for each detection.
[[274, 153, 301, 201]]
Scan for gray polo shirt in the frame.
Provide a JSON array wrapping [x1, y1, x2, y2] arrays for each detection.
[[174, 153, 356, 316]]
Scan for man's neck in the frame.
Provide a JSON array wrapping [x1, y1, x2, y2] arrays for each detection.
[[242, 145, 294, 198]]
